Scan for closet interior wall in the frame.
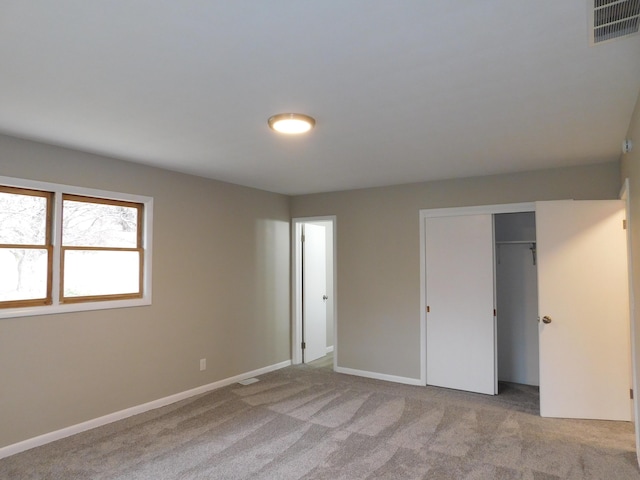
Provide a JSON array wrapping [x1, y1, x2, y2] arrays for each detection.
[[495, 212, 539, 386]]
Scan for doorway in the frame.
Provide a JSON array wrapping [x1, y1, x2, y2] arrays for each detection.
[[292, 216, 336, 367]]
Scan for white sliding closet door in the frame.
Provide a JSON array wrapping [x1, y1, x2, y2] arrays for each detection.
[[537, 200, 631, 420], [425, 214, 496, 395]]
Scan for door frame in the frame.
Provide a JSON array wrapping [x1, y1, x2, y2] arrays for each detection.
[[621, 179, 640, 445], [419, 203, 534, 385], [291, 216, 337, 367]]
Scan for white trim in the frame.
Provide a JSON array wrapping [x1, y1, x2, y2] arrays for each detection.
[[291, 216, 337, 371], [419, 208, 427, 385], [335, 366, 423, 386], [492, 215, 498, 395], [0, 175, 151, 203], [0, 175, 153, 319], [291, 221, 304, 365], [331, 219, 338, 372], [419, 202, 536, 388], [326, 345, 334, 354], [0, 359, 291, 460], [421, 202, 536, 218]]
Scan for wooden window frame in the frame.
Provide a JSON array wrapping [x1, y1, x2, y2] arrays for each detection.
[[0, 186, 54, 308], [60, 194, 144, 304]]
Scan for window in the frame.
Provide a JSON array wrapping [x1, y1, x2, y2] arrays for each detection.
[[0, 186, 53, 307], [0, 176, 152, 318], [61, 195, 143, 303]]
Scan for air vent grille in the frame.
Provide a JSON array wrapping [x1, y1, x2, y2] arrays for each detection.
[[591, 0, 640, 44]]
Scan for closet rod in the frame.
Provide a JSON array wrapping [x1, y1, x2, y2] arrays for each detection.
[[495, 241, 537, 265]]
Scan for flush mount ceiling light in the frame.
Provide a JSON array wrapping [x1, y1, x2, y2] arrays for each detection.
[[268, 113, 315, 134]]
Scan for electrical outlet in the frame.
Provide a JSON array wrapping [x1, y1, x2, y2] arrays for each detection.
[[199, 358, 206, 371]]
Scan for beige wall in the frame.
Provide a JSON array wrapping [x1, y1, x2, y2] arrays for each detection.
[[0, 134, 291, 448], [620, 89, 640, 458], [291, 162, 621, 380]]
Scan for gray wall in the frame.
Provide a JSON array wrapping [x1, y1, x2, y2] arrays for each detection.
[[0, 134, 291, 448], [0, 129, 626, 450], [291, 162, 621, 380]]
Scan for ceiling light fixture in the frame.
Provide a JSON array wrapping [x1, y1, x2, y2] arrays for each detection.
[[268, 113, 315, 134]]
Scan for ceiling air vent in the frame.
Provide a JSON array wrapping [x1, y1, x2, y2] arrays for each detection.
[[590, 0, 640, 44]]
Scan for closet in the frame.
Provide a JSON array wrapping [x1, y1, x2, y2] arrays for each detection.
[[494, 212, 538, 387], [422, 201, 631, 420]]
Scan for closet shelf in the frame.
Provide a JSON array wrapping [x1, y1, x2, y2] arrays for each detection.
[[495, 240, 536, 244]]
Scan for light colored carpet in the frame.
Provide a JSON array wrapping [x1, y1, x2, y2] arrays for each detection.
[[1, 356, 638, 479]]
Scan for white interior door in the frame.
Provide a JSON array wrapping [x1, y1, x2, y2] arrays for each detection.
[[425, 214, 496, 395], [537, 200, 631, 420], [303, 223, 327, 363]]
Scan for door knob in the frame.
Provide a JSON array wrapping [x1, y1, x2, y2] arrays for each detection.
[[322, 295, 328, 300], [542, 316, 552, 324]]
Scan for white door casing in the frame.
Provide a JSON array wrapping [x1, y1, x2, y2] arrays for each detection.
[[425, 214, 496, 395], [537, 200, 631, 420], [302, 223, 327, 363]]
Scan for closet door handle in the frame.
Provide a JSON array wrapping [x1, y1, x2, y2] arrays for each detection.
[[542, 316, 552, 324]]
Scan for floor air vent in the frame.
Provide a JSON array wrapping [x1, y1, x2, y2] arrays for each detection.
[[590, 0, 640, 44], [237, 377, 259, 386]]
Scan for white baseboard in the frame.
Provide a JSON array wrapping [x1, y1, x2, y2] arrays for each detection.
[[0, 359, 291, 460], [326, 345, 334, 354], [334, 366, 424, 386]]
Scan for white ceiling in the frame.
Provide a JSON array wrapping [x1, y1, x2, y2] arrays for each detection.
[[1, 1, 639, 195]]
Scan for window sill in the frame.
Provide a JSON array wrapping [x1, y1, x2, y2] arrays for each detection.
[[0, 296, 152, 319]]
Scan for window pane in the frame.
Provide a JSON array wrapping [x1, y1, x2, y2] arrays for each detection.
[[0, 191, 48, 245], [63, 250, 140, 297], [0, 248, 48, 301], [63, 200, 138, 248]]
